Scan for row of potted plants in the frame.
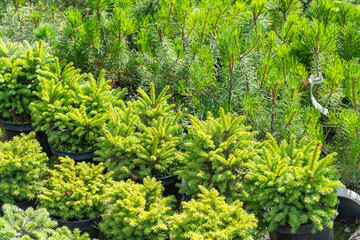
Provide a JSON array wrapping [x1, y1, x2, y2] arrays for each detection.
[[0, 116, 343, 240]]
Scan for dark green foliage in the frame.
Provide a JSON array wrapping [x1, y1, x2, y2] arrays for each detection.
[[177, 108, 257, 201], [30, 58, 126, 152], [96, 83, 183, 180], [0, 40, 53, 122], [100, 177, 174, 240], [245, 134, 343, 233], [170, 186, 258, 240], [0, 132, 48, 204], [0, 204, 57, 240], [38, 157, 113, 221], [328, 109, 360, 189]]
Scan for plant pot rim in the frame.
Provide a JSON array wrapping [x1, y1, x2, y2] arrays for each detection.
[[47, 127, 96, 159], [51, 215, 101, 224], [273, 223, 330, 234], [0, 119, 35, 130]]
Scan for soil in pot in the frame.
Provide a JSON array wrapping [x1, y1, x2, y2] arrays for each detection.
[[269, 223, 333, 240], [47, 128, 96, 162], [53, 216, 100, 238]]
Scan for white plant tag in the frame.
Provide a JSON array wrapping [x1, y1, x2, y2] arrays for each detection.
[[309, 73, 328, 115]]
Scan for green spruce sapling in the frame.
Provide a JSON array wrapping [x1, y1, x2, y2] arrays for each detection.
[[245, 134, 343, 233], [0, 132, 48, 204], [0, 40, 52, 122], [170, 186, 258, 240], [96, 83, 183, 180], [31, 58, 126, 152], [100, 177, 174, 240], [0, 204, 57, 240], [0, 204, 93, 240], [38, 157, 113, 221], [177, 108, 257, 201]]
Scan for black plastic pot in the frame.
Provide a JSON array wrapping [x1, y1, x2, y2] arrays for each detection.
[[0, 199, 38, 215], [269, 224, 333, 240], [0, 119, 35, 140], [322, 125, 336, 144], [47, 127, 96, 162], [336, 188, 360, 224], [158, 175, 181, 209], [48, 143, 95, 162], [53, 216, 100, 238]]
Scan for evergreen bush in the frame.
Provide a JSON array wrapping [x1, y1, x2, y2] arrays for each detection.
[[96, 83, 183, 180], [0, 40, 53, 122], [38, 157, 113, 221], [30, 58, 126, 152], [176, 108, 257, 201], [170, 186, 258, 240], [0, 204, 57, 240], [245, 134, 343, 233], [0, 204, 94, 240], [0, 132, 48, 204], [99, 177, 174, 240]]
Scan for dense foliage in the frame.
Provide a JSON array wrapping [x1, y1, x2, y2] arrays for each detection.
[[177, 108, 258, 201], [100, 177, 174, 240], [96, 83, 184, 180], [245, 134, 344, 233], [170, 186, 258, 240], [0, 132, 48, 204], [0, 40, 52, 122], [0, 204, 93, 240], [30, 58, 125, 152], [38, 157, 113, 221], [0, 204, 57, 240]]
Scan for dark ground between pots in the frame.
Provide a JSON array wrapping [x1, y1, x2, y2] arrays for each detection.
[[260, 222, 358, 240], [333, 222, 359, 240]]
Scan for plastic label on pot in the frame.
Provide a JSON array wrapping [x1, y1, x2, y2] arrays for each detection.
[[309, 73, 328, 115]]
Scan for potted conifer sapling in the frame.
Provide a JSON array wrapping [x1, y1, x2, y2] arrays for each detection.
[[177, 108, 258, 202], [170, 186, 258, 240], [38, 157, 113, 237], [0, 40, 53, 140], [30, 58, 125, 161], [245, 134, 343, 240], [100, 177, 174, 240], [96, 83, 184, 198], [0, 132, 48, 211]]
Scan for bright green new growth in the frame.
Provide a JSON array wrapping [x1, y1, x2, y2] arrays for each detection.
[[177, 108, 257, 201], [96, 82, 183, 180], [0, 40, 53, 122], [48, 227, 93, 240], [30, 58, 126, 152], [245, 134, 343, 233], [170, 186, 258, 240], [100, 177, 174, 240], [38, 157, 113, 221], [0, 204, 57, 240], [0, 132, 48, 204]]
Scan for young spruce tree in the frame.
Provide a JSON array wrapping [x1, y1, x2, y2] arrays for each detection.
[[177, 108, 258, 201]]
